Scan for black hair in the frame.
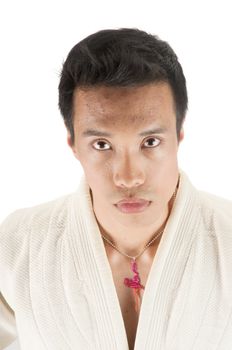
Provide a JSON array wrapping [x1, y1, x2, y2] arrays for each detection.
[[58, 28, 188, 145]]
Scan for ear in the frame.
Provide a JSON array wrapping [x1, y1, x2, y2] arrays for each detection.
[[178, 127, 184, 143], [67, 132, 80, 160]]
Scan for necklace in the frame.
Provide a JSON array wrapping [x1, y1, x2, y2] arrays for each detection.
[[100, 176, 179, 312], [101, 227, 164, 312]]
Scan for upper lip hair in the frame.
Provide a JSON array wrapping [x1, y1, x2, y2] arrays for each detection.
[[116, 198, 150, 205]]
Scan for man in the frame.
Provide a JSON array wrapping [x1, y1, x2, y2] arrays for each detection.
[[0, 28, 231, 350]]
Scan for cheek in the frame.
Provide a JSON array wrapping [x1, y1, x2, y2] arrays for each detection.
[[80, 154, 112, 185], [148, 147, 178, 174], [149, 150, 179, 196], [153, 153, 179, 181], [87, 153, 113, 175], [155, 164, 179, 200]]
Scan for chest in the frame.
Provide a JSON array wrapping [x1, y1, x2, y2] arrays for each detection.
[[107, 253, 155, 350]]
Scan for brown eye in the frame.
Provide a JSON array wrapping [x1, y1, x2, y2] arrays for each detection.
[[143, 137, 160, 148], [92, 140, 111, 151]]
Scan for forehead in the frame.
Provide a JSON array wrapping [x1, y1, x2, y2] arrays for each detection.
[[73, 82, 175, 130]]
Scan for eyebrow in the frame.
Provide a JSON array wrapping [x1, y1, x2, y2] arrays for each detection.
[[82, 127, 167, 137]]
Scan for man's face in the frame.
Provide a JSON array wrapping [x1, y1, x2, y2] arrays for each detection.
[[68, 82, 184, 229]]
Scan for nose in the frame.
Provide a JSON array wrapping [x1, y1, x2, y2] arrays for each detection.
[[113, 154, 145, 189]]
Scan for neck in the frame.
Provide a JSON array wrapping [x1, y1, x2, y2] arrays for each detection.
[[96, 201, 172, 257], [93, 177, 179, 257]]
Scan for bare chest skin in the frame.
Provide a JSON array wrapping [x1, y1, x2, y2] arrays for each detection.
[[105, 244, 159, 350]]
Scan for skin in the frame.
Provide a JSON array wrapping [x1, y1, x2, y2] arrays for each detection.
[[67, 82, 184, 257]]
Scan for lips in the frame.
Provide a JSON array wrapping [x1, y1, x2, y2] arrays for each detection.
[[116, 198, 149, 205], [115, 198, 151, 214]]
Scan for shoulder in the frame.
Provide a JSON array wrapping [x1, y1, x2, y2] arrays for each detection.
[[197, 190, 232, 231], [0, 192, 74, 271], [0, 192, 73, 234], [198, 190, 232, 216]]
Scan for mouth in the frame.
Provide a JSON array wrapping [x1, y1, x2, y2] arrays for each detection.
[[114, 199, 151, 214]]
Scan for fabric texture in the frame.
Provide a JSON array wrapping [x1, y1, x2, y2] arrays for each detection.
[[0, 170, 232, 350]]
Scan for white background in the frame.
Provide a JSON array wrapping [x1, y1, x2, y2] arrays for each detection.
[[1, 0, 231, 349]]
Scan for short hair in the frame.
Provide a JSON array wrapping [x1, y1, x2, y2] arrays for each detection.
[[58, 28, 188, 145]]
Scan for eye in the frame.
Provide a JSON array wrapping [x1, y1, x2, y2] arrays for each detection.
[[92, 137, 161, 151], [92, 140, 111, 151], [143, 137, 161, 148]]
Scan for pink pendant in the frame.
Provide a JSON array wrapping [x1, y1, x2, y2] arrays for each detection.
[[124, 258, 144, 289], [124, 259, 144, 312]]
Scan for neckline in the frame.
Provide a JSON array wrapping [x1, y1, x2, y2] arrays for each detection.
[[69, 170, 200, 349]]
